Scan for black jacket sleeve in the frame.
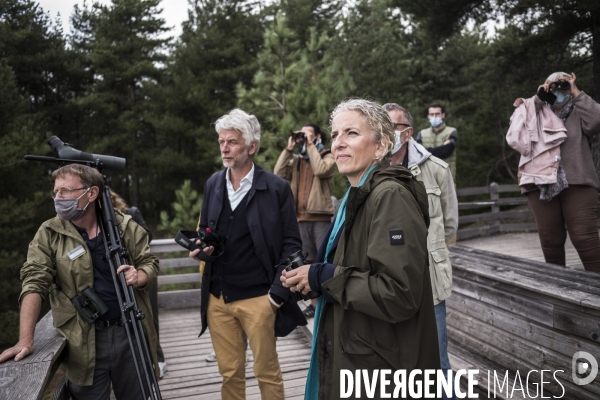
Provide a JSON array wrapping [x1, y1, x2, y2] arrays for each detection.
[[426, 131, 458, 159]]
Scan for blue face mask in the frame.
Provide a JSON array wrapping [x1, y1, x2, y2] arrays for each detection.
[[429, 117, 443, 128], [554, 90, 570, 106]]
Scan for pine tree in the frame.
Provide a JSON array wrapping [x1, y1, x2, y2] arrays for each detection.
[[237, 12, 301, 168], [238, 13, 355, 170], [147, 0, 264, 216], [69, 0, 169, 208], [0, 0, 71, 347], [158, 180, 203, 237]]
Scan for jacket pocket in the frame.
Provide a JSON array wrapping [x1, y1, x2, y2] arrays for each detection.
[[52, 308, 77, 329], [429, 246, 452, 301], [50, 288, 78, 329], [426, 186, 442, 221]]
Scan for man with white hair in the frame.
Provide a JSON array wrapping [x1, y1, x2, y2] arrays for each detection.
[[384, 103, 459, 400], [189, 109, 304, 400]]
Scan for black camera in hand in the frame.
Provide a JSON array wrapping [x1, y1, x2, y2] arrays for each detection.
[[198, 228, 227, 255], [284, 250, 320, 301], [175, 228, 227, 260]]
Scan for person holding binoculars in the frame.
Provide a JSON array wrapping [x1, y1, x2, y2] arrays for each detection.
[[507, 72, 600, 272], [274, 123, 336, 318]]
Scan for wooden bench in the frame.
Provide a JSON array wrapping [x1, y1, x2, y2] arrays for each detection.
[[447, 245, 600, 399]]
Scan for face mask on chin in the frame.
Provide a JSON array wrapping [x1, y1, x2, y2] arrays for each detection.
[[54, 188, 91, 221]]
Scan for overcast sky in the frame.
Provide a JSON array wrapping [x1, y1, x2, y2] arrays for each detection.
[[38, 0, 189, 38]]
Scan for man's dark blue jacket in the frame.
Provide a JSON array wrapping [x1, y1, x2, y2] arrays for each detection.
[[199, 163, 306, 337]]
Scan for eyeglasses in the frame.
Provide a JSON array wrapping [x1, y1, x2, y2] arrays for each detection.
[[392, 123, 411, 130], [51, 187, 89, 198]]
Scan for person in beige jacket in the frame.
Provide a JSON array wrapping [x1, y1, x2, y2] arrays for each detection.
[[385, 103, 458, 400], [274, 123, 335, 317]]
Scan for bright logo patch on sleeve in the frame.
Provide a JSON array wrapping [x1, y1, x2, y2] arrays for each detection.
[[389, 230, 404, 245]]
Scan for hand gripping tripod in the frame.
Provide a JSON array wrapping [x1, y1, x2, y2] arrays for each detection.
[[26, 136, 162, 400]]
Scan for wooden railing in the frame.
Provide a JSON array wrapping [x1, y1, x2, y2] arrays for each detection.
[[11, 185, 600, 398], [447, 245, 600, 399], [0, 312, 67, 400], [151, 239, 201, 309], [457, 183, 534, 240], [456, 182, 600, 240], [2, 241, 196, 399]]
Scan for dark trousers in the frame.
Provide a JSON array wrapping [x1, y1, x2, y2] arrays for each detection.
[[69, 325, 149, 400], [526, 185, 600, 272], [149, 280, 165, 362]]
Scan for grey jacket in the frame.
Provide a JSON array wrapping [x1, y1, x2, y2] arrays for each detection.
[[536, 92, 600, 190], [406, 139, 458, 304]]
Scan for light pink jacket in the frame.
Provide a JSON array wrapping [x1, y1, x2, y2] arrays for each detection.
[[506, 97, 567, 186]]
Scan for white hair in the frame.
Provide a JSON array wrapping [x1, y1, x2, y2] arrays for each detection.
[[215, 109, 261, 153], [546, 72, 568, 82], [330, 99, 395, 162]]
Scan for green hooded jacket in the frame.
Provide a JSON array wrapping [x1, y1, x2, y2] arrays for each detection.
[[318, 164, 441, 399], [20, 210, 159, 386]]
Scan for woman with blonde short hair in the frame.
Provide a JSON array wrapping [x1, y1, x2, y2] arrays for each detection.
[[282, 99, 441, 399]]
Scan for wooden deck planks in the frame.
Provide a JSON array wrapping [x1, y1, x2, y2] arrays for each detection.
[[157, 307, 312, 400], [458, 229, 600, 269]]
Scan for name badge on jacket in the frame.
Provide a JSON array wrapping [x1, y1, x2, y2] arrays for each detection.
[[68, 245, 86, 260]]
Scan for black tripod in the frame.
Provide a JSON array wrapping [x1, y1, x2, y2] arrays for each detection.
[[97, 184, 162, 400], [26, 137, 162, 399]]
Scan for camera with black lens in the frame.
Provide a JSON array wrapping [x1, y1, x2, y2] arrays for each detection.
[[549, 80, 570, 92], [198, 228, 227, 255], [284, 250, 320, 301], [175, 227, 227, 260]]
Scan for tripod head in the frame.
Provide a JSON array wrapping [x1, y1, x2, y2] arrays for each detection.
[[25, 136, 126, 172]]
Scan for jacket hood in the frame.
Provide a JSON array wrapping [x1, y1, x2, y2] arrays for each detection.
[[343, 161, 430, 246], [406, 139, 431, 168], [346, 162, 416, 214], [362, 162, 414, 192]]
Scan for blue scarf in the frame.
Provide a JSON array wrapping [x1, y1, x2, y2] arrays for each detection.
[[300, 141, 324, 159], [304, 164, 378, 400]]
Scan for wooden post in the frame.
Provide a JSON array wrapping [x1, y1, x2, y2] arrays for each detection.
[[490, 182, 500, 232]]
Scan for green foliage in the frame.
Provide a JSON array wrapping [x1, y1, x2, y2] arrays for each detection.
[[147, 0, 264, 211], [392, 0, 600, 180], [68, 0, 169, 209], [2, 0, 600, 349], [158, 180, 203, 237], [238, 13, 355, 170], [0, 0, 67, 348]]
